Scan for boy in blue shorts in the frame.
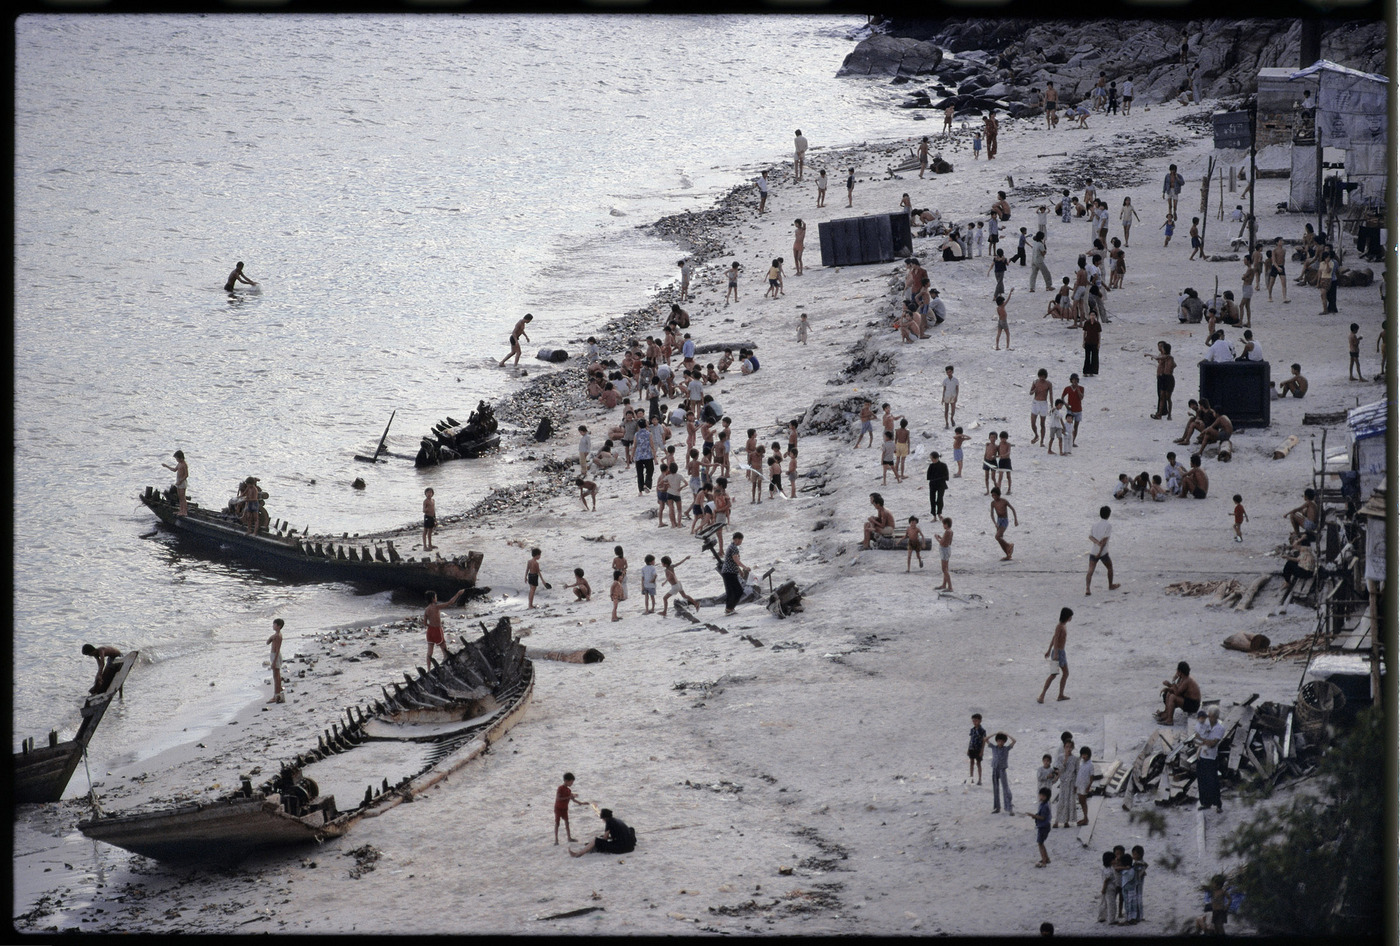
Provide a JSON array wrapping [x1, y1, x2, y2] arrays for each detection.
[[1029, 787, 1052, 866]]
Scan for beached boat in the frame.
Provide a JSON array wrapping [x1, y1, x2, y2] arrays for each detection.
[[79, 618, 531, 862], [415, 400, 501, 467], [15, 651, 139, 804], [140, 486, 483, 596]]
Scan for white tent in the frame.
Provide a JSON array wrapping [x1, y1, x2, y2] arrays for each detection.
[[1287, 60, 1388, 212]]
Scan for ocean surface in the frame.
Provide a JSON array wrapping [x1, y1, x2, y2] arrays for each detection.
[[13, 13, 920, 777]]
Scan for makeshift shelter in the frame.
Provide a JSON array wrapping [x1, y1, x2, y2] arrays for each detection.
[[1346, 399, 1387, 499], [1287, 60, 1387, 213]]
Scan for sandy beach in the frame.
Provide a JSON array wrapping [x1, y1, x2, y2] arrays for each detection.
[[14, 93, 1389, 936]]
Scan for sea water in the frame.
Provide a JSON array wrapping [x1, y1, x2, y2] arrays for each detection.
[[13, 13, 918, 771]]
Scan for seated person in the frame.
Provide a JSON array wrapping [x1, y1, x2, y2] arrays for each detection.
[[1180, 454, 1209, 498], [1198, 412, 1234, 451], [1164, 452, 1187, 495], [1280, 535, 1317, 588], [1148, 474, 1169, 501], [1046, 279, 1075, 320], [716, 349, 735, 374], [1287, 488, 1319, 536], [1175, 399, 1213, 445], [1206, 331, 1235, 363], [1112, 473, 1131, 499], [569, 807, 635, 857], [1156, 661, 1201, 724], [939, 231, 966, 261], [592, 439, 617, 469], [1178, 289, 1205, 323], [1131, 471, 1150, 500], [1278, 363, 1308, 398], [739, 349, 760, 375], [861, 493, 897, 549], [704, 363, 720, 385], [1217, 292, 1240, 325]]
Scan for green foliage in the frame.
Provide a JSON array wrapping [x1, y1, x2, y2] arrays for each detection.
[[1127, 807, 1168, 838], [1216, 706, 1385, 936]]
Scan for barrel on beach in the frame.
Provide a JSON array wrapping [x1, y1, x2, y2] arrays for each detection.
[[1198, 360, 1271, 427], [818, 213, 913, 267]]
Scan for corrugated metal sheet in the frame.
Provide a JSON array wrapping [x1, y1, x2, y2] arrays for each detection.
[[1347, 399, 1388, 442]]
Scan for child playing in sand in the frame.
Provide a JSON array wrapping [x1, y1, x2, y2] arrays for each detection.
[[1231, 494, 1248, 542], [994, 289, 1013, 350], [941, 366, 959, 428], [1029, 787, 1053, 867], [934, 517, 954, 590], [564, 568, 591, 601], [997, 432, 1014, 493], [639, 554, 659, 613], [1188, 217, 1203, 261], [786, 446, 799, 498], [816, 168, 827, 207], [611, 546, 628, 599], [1348, 323, 1363, 379], [554, 773, 586, 844], [990, 731, 1016, 814], [968, 713, 987, 783], [952, 427, 969, 477], [982, 432, 1000, 494], [577, 425, 591, 471], [725, 262, 741, 305], [764, 258, 785, 298], [989, 486, 1017, 560], [1036, 753, 1056, 799], [609, 570, 625, 621], [1161, 213, 1175, 247], [797, 312, 809, 343], [660, 555, 700, 616], [905, 516, 925, 571], [422, 487, 437, 551], [526, 548, 548, 609], [576, 477, 598, 511]]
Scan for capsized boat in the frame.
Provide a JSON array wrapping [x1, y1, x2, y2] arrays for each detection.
[[15, 651, 139, 804], [79, 618, 531, 862], [140, 485, 483, 596], [415, 400, 500, 467]]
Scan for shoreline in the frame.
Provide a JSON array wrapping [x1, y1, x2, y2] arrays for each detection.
[[17, 94, 1388, 934]]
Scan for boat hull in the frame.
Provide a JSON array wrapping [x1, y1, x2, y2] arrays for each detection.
[[140, 488, 482, 595]]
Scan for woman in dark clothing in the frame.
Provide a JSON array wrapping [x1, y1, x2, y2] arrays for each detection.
[[569, 808, 636, 856]]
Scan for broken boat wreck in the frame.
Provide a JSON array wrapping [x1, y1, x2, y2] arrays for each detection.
[[140, 485, 483, 596], [79, 618, 531, 861]]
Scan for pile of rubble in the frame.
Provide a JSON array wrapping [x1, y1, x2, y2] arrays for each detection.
[[1105, 689, 1343, 806]]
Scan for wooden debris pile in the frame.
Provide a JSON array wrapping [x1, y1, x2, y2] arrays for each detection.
[[1165, 573, 1273, 611], [1251, 631, 1330, 662], [1110, 692, 1329, 805]]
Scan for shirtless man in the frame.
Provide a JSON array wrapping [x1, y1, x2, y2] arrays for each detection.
[[423, 588, 466, 666], [576, 476, 598, 511], [854, 400, 875, 449], [1180, 454, 1209, 499], [1174, 399, 1214, 445], [917, 136, 930, 178], [81, 643, 123, 695], [161, 449, 189, 516], [1156, 661, 1201, 724], [1148, 342, 1176, 419], [1197, 412, 1234, 452], [988, 486, 1017, 560], [240, 477, 263, 535], [860, 492, 896, 550], [498, 313, 534, 367], [1265, 238, 1289, 303], [1044, 81, 1058, 130], [1029, 368, 1053, 445], [1278, 363, 1308, 398], [1286, 488, 1319, 536], [224, 261, 257, 292]]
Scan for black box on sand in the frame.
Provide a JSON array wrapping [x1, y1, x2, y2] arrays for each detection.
[[1198, 360, 1271, 427], [818, 214, 913, 267]]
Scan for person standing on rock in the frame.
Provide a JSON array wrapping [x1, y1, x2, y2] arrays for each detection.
[[793, 130, 808, 182], [983, 112, 999, 159], [498, 313, 533, 367]]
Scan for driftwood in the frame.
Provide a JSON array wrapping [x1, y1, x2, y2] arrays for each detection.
[[1271, 435, 1300, 460], [1235, 574, 1273, 611], [524, 647, 604, 664]]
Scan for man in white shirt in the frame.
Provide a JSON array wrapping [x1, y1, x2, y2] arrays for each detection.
[[1207, 331, 1236, 363], [1085, 505, 1119, 595], [1239, 329, 1264, 362], [1194, 707, 1226, 812]]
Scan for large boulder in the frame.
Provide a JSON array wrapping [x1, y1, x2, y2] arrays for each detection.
[[838, 35, 944, 77]]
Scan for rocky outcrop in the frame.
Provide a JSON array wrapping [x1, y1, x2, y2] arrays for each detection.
[[848, 17, 1386, 113], [837, 35, 943, 77]]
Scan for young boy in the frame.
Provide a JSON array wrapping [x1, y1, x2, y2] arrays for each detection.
[[952, 427, 969, 478], [612, 546, 628, 598], [942, 366, 959, 428], [1029, 787, 1053, 867], [525, 548, 547, 609], [725, 261, 741, 304], [422, 487, 437, 551], [640, 554, 658, 613], [972, 129, 982, 160], [905, 516, 925, 571], [576, 476, 598, 511], [797, 312, 809, 344], [1038, 607, 1072, 703], [1348, 323, 1363, 380], [786, 446, 799, 499], [1129, 845, 1147, 922], [1046, 399, 1068, 455], [997, 431, 1014, 494], [967, 713, 987, 784], [989, 731, 1016, 814], [935, 517, 954, 591], [1036, 753, 1056, 799], [660, 555, 700, 616], [554, 773, 586, 844], [266, 618, 285, 704], [1231, 494, 1249, 542], [609, 569, 625, 622], [1187, 217, 1203, 261], [982, 431, 1000, 494], [577, 425, 591, 471], [994, 289, 1014, 350], [1074, 745, 1094, 825], [1098, 851, 1118, 922], [881, 430, 898, 484], [565, 567, 591, 601], [854, 401, 875, 449], [894, 419, 912, 482], [989, 486, 1017, 560], [1161, 213, 1175, 247]]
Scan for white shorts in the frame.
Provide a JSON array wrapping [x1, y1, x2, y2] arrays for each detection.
[[1032, 400, 1049, 417]]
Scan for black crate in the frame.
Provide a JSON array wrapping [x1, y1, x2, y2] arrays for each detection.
[[1198, 360, 1271, 427], [817, 213, 913, 267]]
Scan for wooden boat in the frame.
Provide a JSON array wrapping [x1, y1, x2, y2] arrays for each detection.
[[79, 618, 531, 862], [15, 651, 139, 804], [415, 400, 500, 467], [140, 486, 483, 596]]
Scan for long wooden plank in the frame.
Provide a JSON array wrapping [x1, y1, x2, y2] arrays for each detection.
[[1077, 796, 1107, 847]]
